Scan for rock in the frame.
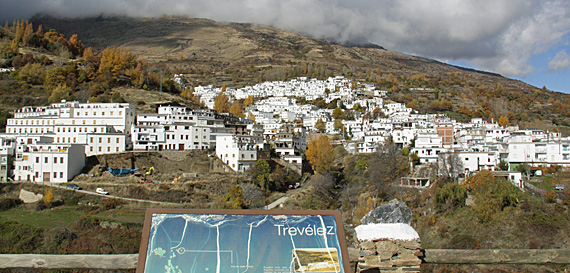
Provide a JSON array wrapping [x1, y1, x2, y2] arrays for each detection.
[[19, 189, 43, 203], [100, 221, 122, 229], [360, 199, 412, 225]]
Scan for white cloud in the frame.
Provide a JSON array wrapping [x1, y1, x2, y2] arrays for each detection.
[[548, 50, 570, 71], [1, 0, 570, 77]]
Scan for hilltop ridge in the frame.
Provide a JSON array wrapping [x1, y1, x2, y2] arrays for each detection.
[[17, 15, 570, 132]]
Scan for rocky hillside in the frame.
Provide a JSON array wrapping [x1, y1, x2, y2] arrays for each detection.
[[20, 15, 570, 132]]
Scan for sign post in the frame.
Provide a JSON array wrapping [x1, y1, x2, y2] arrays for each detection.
[[137, 209, 350, 273]]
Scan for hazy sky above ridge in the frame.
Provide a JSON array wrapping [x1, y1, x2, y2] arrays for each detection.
[[1, 0, 569, 93]]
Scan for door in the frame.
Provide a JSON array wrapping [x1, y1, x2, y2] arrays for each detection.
[[179, 144, 184, 151], [43, 172, 50, 182]]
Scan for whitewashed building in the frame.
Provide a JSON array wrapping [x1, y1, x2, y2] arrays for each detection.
[[13, 137, 85, 183], [216, 135, 261, 172], [6, 101, 135, 156]]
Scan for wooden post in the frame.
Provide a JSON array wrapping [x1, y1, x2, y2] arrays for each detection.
[[0, 254, 138, 269], [423, 249, 570, 264]]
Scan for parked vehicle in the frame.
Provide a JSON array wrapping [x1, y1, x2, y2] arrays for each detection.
[[95, 188, 109, 195], [68, 183, 81, 190]]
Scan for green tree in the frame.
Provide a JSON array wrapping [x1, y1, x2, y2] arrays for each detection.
[[434, 183, 468, 211], [48, 84, 72, 103], [250, 159, 271, 191], [225, 185, 246, 209], [497, 160, 509, 171], [17, 63, 45, 85]]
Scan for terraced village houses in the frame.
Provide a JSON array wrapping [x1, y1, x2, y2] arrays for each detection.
[[1, 76, 569, 187]]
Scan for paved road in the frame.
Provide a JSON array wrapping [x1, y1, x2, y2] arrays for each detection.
[[26, 181, 185, 206], [265, 196, 290, 210]]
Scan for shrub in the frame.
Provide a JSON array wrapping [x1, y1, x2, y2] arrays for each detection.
[[0, 198, 23, 211], [473, 178, 522, 223], [544, 190, 557, 203], [434, 183, 468, 211]]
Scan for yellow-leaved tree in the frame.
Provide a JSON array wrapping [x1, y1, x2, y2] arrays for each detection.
[[214, 92, 230, 113], [305, 134, 334, 173]]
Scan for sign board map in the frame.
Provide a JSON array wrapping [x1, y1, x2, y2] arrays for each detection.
[[137, 209, 350, 273]]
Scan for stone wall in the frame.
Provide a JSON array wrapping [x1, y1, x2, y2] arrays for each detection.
[[358, 238, 422, 272], [354, 223, 422, 273]]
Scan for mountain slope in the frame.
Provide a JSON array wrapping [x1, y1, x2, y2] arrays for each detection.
[[30, 15, 570, 131]]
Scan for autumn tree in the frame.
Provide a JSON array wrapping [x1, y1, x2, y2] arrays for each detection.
[[332, 107, 344, 119], [243, 96, 254, 107], [230, 100, 244, 118], [214, 92, 230, 113], [246, 112, 256, 123], [44, 187, 54, 205], [305, 134, 335, 173], [334, 119, 344, 134], [498, 115, 510, 127], [314, 118, 325, 132]]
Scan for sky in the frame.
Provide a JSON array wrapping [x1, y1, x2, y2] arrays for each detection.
[[1, 0, 570, 93]]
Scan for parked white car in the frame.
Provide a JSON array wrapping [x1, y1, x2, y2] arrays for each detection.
[[96, 188, 109, 195]]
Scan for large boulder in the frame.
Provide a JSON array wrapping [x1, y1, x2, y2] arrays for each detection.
[[360, 199, 412, 225], [19, 189, 43, 203]]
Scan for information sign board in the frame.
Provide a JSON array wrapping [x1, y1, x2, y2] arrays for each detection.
[[137, 208, 350, 273]]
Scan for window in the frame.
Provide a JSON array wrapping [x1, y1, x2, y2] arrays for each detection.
[[53, 172, 57, 178], [99, 137, 102, 143], [90, 147, 93, 152], [116, 138, 120, 144], [60, 172, 63, 178], [116, 147, 119, 152], [60, 157, 64, 164], [107, 147, 110, 152], [45, 157, 48, 163], [108, 137, 111, 143], [73, 137, 76, 143], [98, 147, 102, 152], [36, 157, 39, 163]]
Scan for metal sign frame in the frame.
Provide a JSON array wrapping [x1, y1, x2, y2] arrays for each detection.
[[137, 208, 351, 273]]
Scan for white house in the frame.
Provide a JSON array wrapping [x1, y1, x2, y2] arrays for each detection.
[[13, 137, 85, 183], [216, 135, 260, 172]]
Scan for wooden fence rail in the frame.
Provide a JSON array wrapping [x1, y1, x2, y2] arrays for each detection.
[[1, 249, 570, 269], [0, 254, 138, 270], [422, 249, 570, 264]]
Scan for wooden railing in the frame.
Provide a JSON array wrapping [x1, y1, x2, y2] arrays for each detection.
[[1, 249, 570, 269]]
